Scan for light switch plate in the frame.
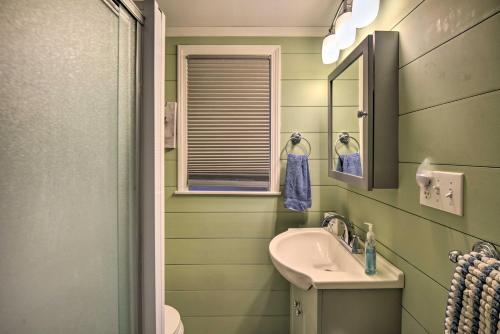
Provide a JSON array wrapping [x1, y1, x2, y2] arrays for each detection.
[[419, 171, 464, 216]]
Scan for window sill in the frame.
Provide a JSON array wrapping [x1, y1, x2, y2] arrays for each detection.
[[173, 190, 282, 196]]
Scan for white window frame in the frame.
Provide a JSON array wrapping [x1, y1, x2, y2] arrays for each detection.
[[176, 45, 281, 195]]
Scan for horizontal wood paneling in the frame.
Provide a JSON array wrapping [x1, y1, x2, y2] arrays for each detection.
[[165, 212, 321, 238], [334, 185, 480, 288], [401, 309, 428, 334], [336, 62, 359, 80], [399, 90, 500, 166], [165, 239, 272, 265], [281, 80, 327, 107], [332, 106, 359, 132], [399, 13, 500, 114], [335, 163, 500, 246], [282, 53, 334, 79], [165, 264, 288, 291], [166, 290, 289, 316], [397, 0, 500, 66], [281, 107, 327, 133], [181, 316, 289, 334], [332, 79, 358, 106], [374, 240, 448, 333]]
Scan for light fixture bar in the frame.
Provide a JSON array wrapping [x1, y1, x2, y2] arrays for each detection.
[[327, 0, 351, 34], [322, 0, 379, 64]]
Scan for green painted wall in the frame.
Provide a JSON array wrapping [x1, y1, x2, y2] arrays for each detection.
[[165, 1, 500, 333], [330, 0, 500, 333], [164, 36, 337, 334]]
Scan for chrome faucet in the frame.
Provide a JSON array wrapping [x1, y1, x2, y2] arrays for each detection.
[[321, 213, 362, 254]]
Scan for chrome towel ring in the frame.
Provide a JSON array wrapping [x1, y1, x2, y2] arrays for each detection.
[[334, 132, 360, 157], [284, 132, 311, 157], [448, 241, 499, 263]]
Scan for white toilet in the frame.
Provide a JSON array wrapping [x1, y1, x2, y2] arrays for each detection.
[[165, 305, 184, 334]]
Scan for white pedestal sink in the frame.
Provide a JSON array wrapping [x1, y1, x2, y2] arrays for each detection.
[[270, 228, 405, 334], [269, 228, 404, 290]]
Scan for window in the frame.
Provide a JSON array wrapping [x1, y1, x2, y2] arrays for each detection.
[[177, 45, 281, 194]]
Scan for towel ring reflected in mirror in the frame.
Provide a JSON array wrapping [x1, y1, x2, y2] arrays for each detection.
[[334, 132, 360, 157], [284, 132, 311, 157]]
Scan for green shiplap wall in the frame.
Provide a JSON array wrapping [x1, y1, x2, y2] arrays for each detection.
[[329, 1, 500, 333], [165, 1, 500, 333], [165, 37, 338, 334]]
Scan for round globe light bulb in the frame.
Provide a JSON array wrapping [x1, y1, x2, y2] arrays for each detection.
[[335, 11, 356, 50], [352, 0, 380, 28], [321, 34, 340, 64]]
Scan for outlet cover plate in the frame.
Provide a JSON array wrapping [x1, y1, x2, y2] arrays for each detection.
[[419, 171, 464, 216]]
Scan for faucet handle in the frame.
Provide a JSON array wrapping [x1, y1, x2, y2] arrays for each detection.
[[350, 235, 362, 254], [326, 220, 338, 235]]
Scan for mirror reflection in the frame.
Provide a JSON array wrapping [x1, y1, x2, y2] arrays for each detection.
[[331, 55, 364, 177]]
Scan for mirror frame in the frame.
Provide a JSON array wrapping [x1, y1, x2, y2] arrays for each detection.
[[328, 35, 374, 190]]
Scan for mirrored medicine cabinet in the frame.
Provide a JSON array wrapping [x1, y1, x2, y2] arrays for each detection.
[[328, 31, 399, 190]]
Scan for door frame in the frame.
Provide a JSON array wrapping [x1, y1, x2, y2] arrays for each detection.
[[139, 1, 166, 334]]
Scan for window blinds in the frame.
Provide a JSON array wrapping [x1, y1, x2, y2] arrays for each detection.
[[186, 55, 271, 190]]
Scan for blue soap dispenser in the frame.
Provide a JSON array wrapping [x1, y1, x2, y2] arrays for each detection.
[[364, 223, 376, 275]]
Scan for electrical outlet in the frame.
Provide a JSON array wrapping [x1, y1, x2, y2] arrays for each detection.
[[419, 171, 464, 216]]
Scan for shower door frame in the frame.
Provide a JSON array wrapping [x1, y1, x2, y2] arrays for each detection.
[[102, 0, 144, 24], [103, 1, 168, 332], [101, 0, 165, 333], [105, 0, 167, 332], [113, 1, 167, 334], [139, 1, 167, 334]]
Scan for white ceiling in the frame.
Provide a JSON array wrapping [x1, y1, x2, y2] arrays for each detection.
[[158, 0, 340, 30]]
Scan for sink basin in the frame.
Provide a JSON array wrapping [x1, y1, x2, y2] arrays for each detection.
[[269, 228, 404, 290]]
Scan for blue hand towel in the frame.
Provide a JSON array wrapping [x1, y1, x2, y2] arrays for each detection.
[[284, 153, 311, 212], [336, 152, 362, 176]]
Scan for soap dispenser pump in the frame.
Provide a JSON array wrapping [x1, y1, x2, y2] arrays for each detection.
[[364, 223, 376, 275]]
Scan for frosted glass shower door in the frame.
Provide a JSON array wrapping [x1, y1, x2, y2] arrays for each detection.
[[118, 6, 141, 334], [0, 1, 141, 333]]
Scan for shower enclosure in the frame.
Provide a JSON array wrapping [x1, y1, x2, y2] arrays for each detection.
[[0, 0, 143, 333]]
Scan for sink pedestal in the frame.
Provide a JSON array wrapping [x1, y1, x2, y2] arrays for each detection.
[[269, 228, 404, 333], [290, 284, 402, 334]]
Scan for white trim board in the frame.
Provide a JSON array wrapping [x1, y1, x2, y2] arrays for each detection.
[[140, 2, 165, 334], [166, 26, 328, 37]]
